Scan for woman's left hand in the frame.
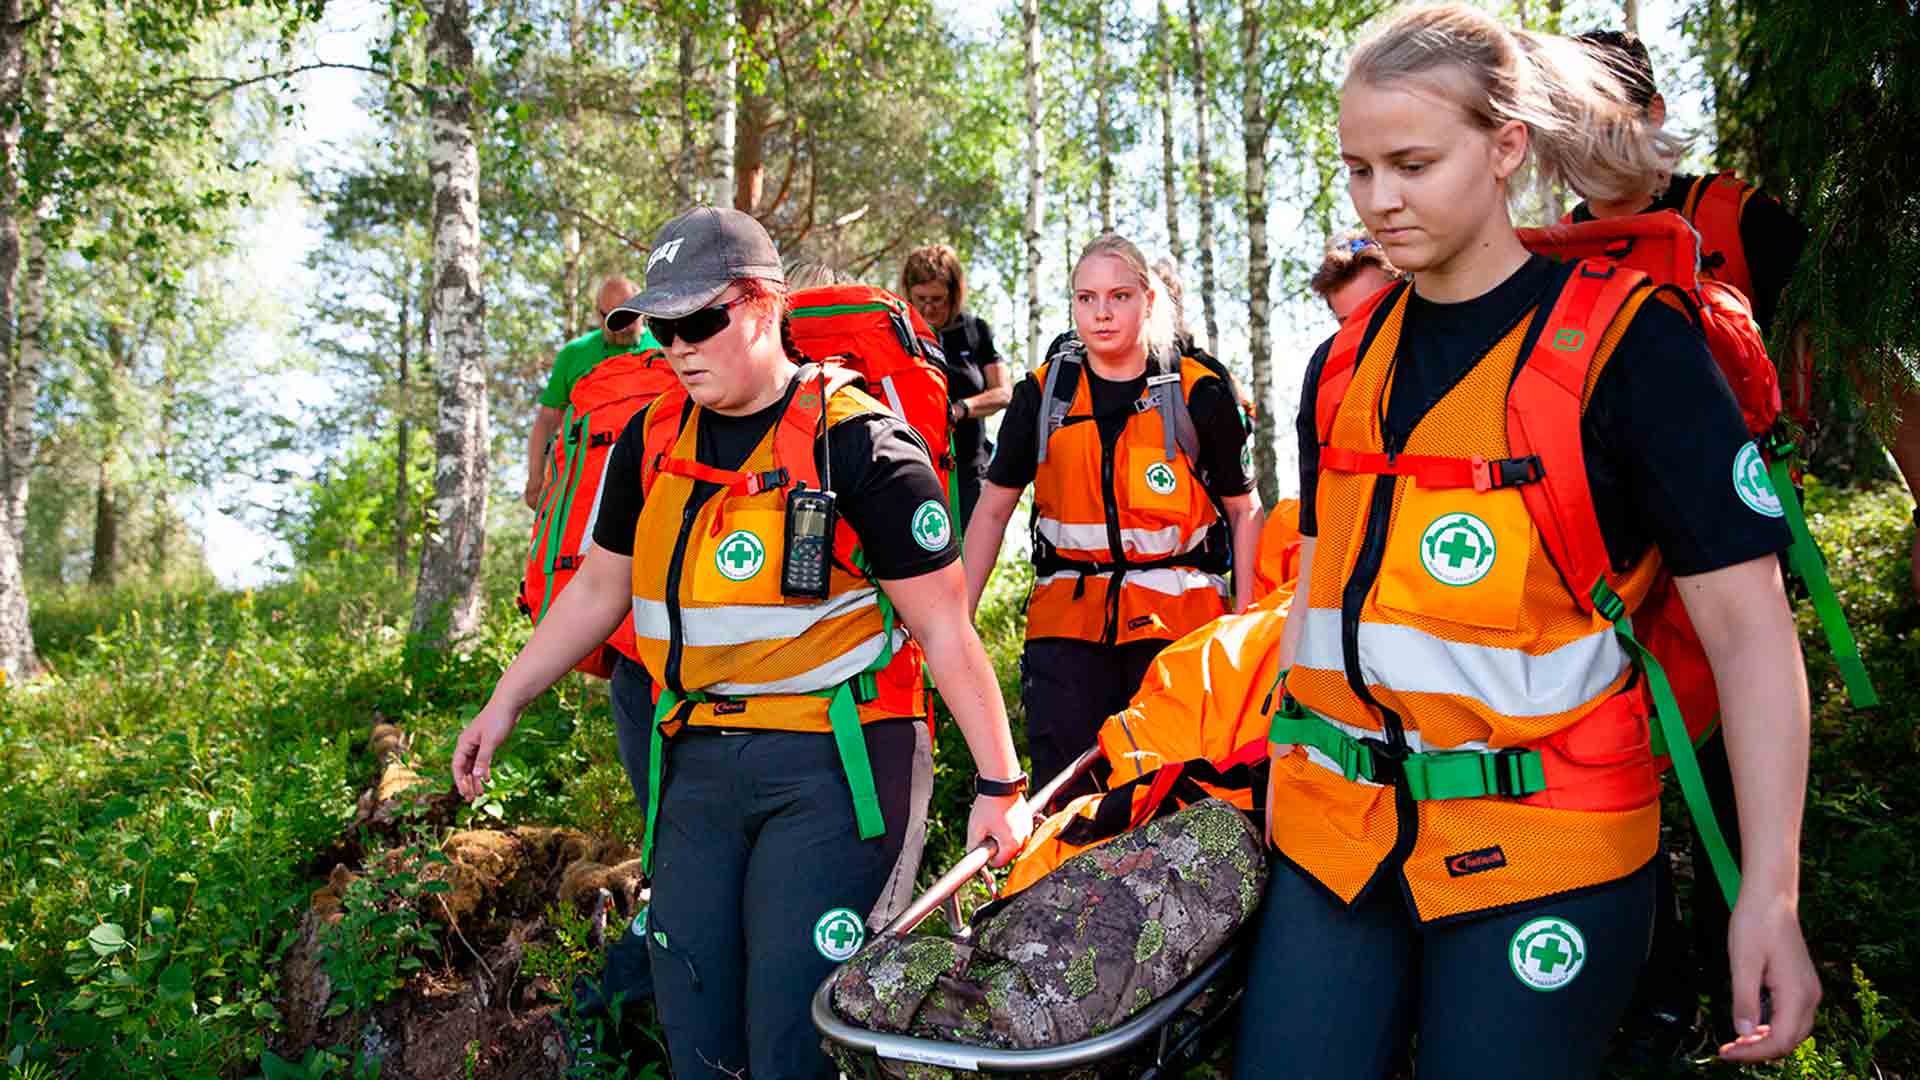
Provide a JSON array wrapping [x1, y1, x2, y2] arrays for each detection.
[[1718, 887, 1821, 1062], [967, 793, 1034, 868]]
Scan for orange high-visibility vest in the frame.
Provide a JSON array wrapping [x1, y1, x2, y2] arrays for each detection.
[[1278, 268, 1669, 923], [631, 369, 923, 734], [1026, 354, 1229, 645]]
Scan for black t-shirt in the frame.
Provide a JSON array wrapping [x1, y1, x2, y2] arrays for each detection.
[[1294, 255, 1790, 577], [593, 371, 960, 580], [1571, 173, 1806, 334], [937, 311, 1002, 476], [988, 352, 1254, 499]]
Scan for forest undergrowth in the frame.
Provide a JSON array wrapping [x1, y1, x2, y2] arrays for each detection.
[[0, 480, 1914, 1078]]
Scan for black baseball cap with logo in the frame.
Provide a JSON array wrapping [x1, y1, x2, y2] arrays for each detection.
[[605, 207, 785, 331]]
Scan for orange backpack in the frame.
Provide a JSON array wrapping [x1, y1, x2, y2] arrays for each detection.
[[520, 346, 679, 678], [1518, 213, 1875, 720]]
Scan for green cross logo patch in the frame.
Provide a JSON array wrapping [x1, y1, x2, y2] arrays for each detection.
[[1419, 512, 1497, 587], [714, 530, 767, 582], [1239, 443, 1254, 474], [1144, 461, 1179, 496], [1510, 916, 1586, 991], [1551, 327, 1585, 351], [1732, 441, 1784, 518], [911, 500, 952, 552], [814, 907, 865, 962]]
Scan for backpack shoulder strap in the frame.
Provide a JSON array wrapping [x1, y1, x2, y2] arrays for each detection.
[[774, 362, 866, 494], [638, 389, 693, 495], [1315, 280, 1405, 443], [1506, 260, 1650, 614], [1682, 172, 1756, 297], [1035, 334, 1086, 465], [1150, 348, 1201, 465]]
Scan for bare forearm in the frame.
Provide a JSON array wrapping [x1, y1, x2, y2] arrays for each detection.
[[1678, 558, 1811, 896], [1226, 498, 1265, 612], [963, 484, 1020, 614], [526, 413, 561, 491], [1276, 539, 1317, 668], [919, 621, 1023, 779]]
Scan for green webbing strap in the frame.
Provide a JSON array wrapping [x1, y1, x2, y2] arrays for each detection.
[[640, 686, 684, 875], [1266, 699, 1548, 801], [536, 408, 589, 621], [1592, 580, 1742, 911], [827, 682, 885, 840], [948, 433, 965, 543], [1767, 454, 1878, 707]]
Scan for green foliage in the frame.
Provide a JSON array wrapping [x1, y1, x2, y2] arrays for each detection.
[[520, 902, 669, 1079], [314, 855, 445, 1017], [275, 429, 435, 576]]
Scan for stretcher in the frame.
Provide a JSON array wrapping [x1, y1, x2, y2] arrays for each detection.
[[811, 747, 1252, 1077]]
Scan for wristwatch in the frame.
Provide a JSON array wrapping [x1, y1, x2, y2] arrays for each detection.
[[974, 771, 1029, 798]]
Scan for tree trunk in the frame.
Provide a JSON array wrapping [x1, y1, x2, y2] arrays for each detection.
[[395, 282, 413, 577], [1242, 0, 1276, 507], [678, 26, 696, 203], [710, 2, 738, 208], [0, 0, 37, 680], [1093, 0, 1112, 234], [1623, 0, 1639, 34], [559, 0, 583, 337], [1185, 0, 1219, 353], [732, 0, 769, 213], [413, 0, 490, 645], [1023, 0, 1045, 367], [1158, 0, 1182, 269], [89, 457, 118, 585]]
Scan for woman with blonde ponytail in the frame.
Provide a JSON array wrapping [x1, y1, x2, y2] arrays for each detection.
[[963, 233, 1263, 802], [1238, 7, 1818, 1076]]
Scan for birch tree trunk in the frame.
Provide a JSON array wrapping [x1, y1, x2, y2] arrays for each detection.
[[1093, 0, 1112, 234], [1185, 0, 1219, 353], [678, 26, 696, 202], [559, 0, 583, 336], [1623, 0, 1639, 34], [0, 0, 45, 680], [412, 0, 490, 644], [1241, 0, 1277, 506], [1157, 0, 1181, 268], [1023, 0, 1045, 367], [710, 2, 738, 208], [394, 277, 413, 577]]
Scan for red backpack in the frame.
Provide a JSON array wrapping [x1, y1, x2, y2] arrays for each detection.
[[786, 284, 959, 528], [1519, 213, 1876, 722], [520, 345, 679, 678]]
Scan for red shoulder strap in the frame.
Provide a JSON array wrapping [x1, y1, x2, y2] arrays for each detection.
[[1506, 260, 1648, 613], [639, 390, 691, 495], [1315, 280, 1403, 442], [1683, 173, 1755, 299]]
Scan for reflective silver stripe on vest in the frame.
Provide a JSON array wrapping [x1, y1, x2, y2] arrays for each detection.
[[1033, 518, 1202, 558], [707, 628, 900, 695], [631, 587, 880, 650], [1033, 567, 1227, 599], [1293, 607, 1627, 719]]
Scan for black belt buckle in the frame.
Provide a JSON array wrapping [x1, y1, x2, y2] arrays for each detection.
[[1491, 747, 1531, 797], [1359, 736, 1407, 786]]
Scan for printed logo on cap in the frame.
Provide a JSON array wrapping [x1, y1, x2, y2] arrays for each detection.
[[1510, 917, 1586, 991], [648, 238, 686, 273], [814, 907, 865, 962], [1732, 441, 1784, 518], [1420, 512, 1497, 587], [715, 530, 766, 582]]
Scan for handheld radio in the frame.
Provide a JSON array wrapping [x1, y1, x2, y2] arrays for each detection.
[[781, 487, 837, 600]]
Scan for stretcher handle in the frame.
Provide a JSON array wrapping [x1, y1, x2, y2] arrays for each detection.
[[879, 744, 1103, 938]]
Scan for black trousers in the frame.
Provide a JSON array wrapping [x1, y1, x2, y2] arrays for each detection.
[[1234, 858, 1656, 1080], [1019, 636, 1168, 805], [1634, 728, 1743, 1031], [645, 721, 917, 1080], [609, 652, 654, 806]]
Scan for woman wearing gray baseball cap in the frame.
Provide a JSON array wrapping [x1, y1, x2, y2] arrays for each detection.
[[453, 207, 1033, 1079]]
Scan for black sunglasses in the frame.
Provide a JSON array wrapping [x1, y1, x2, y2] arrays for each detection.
[[648, 295, 754, 347]]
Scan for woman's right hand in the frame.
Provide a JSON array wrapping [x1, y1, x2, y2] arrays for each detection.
[[967, 792, 1034, 868], [452, 701, 520, 800]]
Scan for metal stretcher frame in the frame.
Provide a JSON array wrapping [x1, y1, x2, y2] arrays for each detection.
[[812, 746, 1249, 1074]]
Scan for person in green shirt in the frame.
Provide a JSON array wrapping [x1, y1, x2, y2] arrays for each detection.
[[524, 274, 659, 508]]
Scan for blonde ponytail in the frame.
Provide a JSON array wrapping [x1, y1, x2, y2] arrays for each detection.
[[1346, 4, 1683, 205]]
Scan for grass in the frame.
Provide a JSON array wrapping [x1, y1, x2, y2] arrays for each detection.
[[0, 480, 1914, 1078]]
